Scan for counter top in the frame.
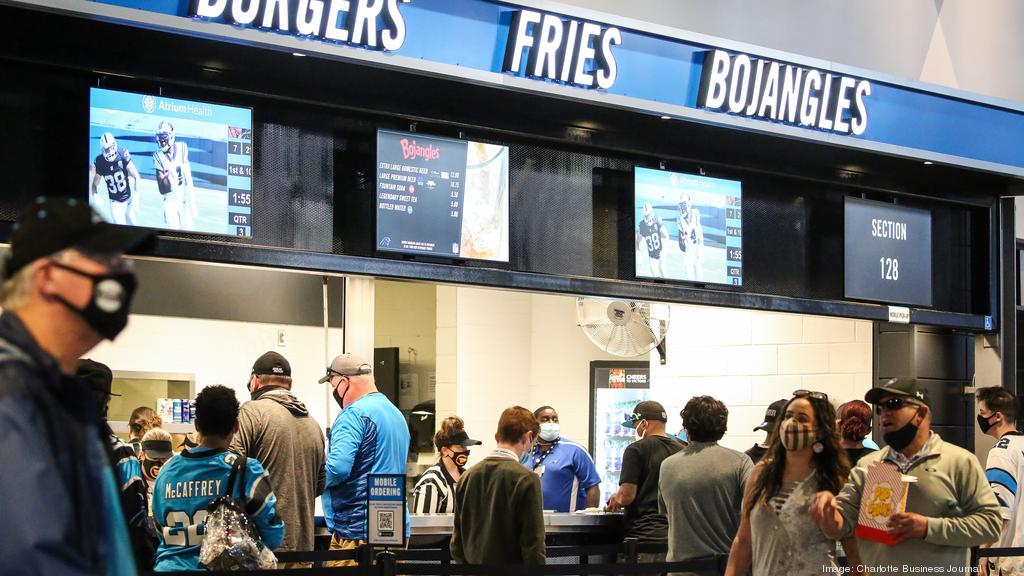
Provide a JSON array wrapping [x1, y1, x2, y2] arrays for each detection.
[[410, 512, 621, 534]]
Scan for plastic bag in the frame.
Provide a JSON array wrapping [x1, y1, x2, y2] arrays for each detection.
[[198, 456, 277, 571]]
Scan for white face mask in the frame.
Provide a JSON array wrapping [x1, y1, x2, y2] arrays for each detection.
[[539, 422, 560, 442], [635, 420, 648, 441]]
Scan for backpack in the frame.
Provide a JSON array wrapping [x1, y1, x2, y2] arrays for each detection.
[[198, 454, 278, 570]]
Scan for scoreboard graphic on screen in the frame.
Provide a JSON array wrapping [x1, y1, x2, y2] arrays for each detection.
[[88, 88, 254, 237], [634, 167, 743, 286]]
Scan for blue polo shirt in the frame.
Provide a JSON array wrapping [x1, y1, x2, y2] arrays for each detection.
[[526, 439, 601, 512]]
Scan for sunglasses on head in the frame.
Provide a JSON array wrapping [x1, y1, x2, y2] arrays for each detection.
[[792, 389, 828, 401], [874, 397, 922, 414]]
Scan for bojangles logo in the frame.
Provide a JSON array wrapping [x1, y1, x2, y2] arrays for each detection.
[[400, 139, 441, 161]]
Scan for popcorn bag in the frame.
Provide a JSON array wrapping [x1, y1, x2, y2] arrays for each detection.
[[855, 461, 915, 545], [199, 456, 277, 571]]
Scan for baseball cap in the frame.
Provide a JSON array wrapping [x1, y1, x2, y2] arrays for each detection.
[[864, 377, 928, 405], [318, 353, 372, 383], [439, 430, 483, 448], [75, 358, 120, 397], [4, 197, 151, 279], [622, 400, 668, 428], [252, 351, 291, 377], [753, 399, 789, 432]]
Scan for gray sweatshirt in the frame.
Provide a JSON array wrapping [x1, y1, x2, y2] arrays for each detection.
[[230, 387, 326, 553], [834, 434, 1001, 571]]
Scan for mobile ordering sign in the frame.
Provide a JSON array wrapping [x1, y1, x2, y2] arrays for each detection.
[[367, 474, 406, 546]]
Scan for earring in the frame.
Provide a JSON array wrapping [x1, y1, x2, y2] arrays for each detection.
[[812, 441, 824, 454]]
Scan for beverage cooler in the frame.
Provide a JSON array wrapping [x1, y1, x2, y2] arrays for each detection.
[[588, 361, 651, 504]]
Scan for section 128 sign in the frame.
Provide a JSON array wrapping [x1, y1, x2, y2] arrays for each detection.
[[844, 197, 931, 307]]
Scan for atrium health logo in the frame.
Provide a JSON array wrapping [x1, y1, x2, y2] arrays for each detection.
[[142, 95, 156, 113]]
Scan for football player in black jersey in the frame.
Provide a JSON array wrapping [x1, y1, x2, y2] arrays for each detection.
[[90, 133, 140, 225], [637, 203, 669, 278], [677, 192, 704, 281]]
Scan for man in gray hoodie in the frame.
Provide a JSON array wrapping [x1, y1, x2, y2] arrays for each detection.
[[230, 351, 326, 556]]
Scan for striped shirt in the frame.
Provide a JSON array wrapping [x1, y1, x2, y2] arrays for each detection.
[[411, 461, 457, 514], [770, 480, 800, 513]]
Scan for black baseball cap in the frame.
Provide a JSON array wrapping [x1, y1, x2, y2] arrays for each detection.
[[865, 377, 928, 405], [753, 399, 788, 432], [439, 430, 483, 448], [75, 358, 120, 397], [141, 439, 173, 459], [622, 400, 668, 428], [252, 351, 291, 377], [4, 197, 151, 279]]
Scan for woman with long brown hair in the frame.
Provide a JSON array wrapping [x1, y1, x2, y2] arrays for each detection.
[[725, 390, 862, 576]]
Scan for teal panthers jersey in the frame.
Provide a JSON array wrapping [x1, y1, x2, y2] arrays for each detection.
[[152, 448, 284, 572]]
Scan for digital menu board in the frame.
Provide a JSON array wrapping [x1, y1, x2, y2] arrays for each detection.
[[88, 88, 253, 236], [376, 130, 509, 262], [634, 167, 743, 285]]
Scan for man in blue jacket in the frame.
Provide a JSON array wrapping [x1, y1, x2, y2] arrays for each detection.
[[321, 353, 410, 566], [0, 197, 150, 575]]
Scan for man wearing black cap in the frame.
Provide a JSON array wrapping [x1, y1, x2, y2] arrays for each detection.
[[746, 398, 787, 464], [605, 400, 682, 561], [0, 197, 149, 575], [811, 377, 1001, 572], [230, 351, 326, 557], [77, 358, 157, 571]]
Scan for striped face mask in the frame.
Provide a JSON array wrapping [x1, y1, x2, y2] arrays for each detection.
[[780, 419, 817, 451]]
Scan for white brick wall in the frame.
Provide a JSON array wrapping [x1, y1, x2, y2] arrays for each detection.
[[435, 293, 874, 464], [654, 307, 874, 452]]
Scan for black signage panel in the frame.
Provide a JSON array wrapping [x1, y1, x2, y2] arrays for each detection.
[[376, 130, 469, 258], [844, 197, 932, 307]]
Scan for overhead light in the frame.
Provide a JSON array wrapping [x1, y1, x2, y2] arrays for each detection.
[[923, 161, 933, 165], [292, 52, 306, 57], [660, 115, 671, 120]]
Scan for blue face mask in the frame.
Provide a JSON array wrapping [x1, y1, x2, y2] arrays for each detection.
[[519, 451, 532, 467]]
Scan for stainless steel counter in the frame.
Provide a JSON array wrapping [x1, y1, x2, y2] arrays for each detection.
[[410, 512, 622, 535]]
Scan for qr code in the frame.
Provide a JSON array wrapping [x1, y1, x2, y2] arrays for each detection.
[[377, 510, 395, 532]]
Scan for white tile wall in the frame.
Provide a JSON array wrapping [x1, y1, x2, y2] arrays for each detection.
[[653, 307, 873, 452], [436, 291, 874, 469]]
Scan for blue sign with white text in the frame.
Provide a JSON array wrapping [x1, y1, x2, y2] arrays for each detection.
[[86, 0, 1024, 174]]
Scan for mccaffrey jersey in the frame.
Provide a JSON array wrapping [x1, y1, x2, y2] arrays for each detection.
[[638, 216, 665, 258], [94, 148, 134, 202], [152, 142, 190, 195], [986, 431, 1024, 576], [152, 447, 284, 572]]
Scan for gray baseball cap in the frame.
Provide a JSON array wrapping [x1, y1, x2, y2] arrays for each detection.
[[318, 353, 372, 383]]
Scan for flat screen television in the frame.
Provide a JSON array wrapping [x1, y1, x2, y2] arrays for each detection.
[[88, 87, 254, 237], [376, 130, 509, 262], [633, 166, 743, 286]]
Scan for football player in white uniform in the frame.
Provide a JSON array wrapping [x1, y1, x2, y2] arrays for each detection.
[[152, 121, 197, 230], [978, 386, 1024, 576], [677, 192, 704, 281], [91, 133, 140, 225]]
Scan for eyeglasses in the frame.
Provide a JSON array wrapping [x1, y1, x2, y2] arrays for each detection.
[[874, 398, 922, 414], [792, 389, 828, 401]]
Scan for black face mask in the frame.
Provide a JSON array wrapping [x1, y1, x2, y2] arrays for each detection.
[[332, 377, 350, 409], [883, 417, 920, 451], [978, 414, 997, 434], [142, 458, 165, 482], [51, 262, 137, 340], [447, 450, 471, 470]]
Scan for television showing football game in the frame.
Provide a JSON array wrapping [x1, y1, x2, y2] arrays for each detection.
[[88, 87, 253, 237], [634, 167, 743, 286], [376, 130, 509, 262]]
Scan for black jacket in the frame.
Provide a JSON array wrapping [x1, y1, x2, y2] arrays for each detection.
[[0, 312, 120, 574]]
